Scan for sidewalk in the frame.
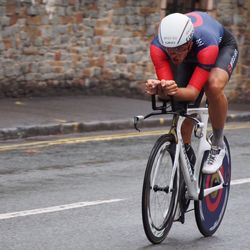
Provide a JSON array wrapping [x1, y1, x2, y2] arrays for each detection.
[[0, 95, 249, 140]]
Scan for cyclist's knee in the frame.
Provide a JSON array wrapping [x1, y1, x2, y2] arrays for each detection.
[[205, 71, 228, 99]]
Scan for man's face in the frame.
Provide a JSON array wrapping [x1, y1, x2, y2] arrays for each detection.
[[165, 42, 192, 65]]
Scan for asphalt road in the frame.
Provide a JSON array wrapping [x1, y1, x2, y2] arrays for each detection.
[[0, 122, 250, 250]]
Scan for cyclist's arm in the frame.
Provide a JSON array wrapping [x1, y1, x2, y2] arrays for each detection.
[[149, 44, 175, 99], [174, 85, 200, 101], [150, 44, 174, 80]]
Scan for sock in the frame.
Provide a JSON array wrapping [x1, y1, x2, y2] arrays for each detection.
[[212, 128, 224, 148]]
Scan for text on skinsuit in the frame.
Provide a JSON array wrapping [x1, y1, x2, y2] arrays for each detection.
[[228, 49, 238, 74]]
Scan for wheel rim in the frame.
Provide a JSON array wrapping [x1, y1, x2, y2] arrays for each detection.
[[147, 142, 176, 232]]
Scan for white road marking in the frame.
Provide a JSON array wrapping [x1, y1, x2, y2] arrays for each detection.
[[231, 178, 250, 186], [0, 199, 124, 220], [0, 177, 249, 221]]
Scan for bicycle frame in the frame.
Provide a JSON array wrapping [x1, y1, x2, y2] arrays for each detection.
[[170, 107, 225, 200], [134, 96, 226, 201], [139, 96, 231, 242]]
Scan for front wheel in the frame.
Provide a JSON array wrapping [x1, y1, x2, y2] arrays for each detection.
[[194, 136, 231, 237], [142, 134, 178, 244]]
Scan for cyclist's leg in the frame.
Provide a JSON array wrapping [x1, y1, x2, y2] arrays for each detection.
[[203, 30, 238, 173], [181, 90, 204, 144], [205, 67, 229, 148], [205, 29, 238, 148], [173, 62, 204, 144]]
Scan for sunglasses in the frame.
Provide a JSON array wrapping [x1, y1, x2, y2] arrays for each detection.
[[163, 42, 191, 54]]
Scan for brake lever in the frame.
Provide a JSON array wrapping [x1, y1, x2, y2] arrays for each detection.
[[134, 110, 170, 132], [134, 116, 144, 132], [134, 95, 173, 132]]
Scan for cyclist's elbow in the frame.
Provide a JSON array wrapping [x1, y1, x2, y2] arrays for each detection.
[[189, 94, 198, 102], [187, 86, 200, 102]]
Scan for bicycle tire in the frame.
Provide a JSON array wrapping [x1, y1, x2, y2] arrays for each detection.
[[194, 136, 231, 237], [142, 134, 178, 244]]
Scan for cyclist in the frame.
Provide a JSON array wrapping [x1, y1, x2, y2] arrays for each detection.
[[146, 11, 238, 174]]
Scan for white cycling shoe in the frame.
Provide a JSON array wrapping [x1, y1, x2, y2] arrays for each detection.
[[202, 146, 225, 174]]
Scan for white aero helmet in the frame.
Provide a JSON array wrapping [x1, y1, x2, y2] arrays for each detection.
[[158, 13, 194, 48]]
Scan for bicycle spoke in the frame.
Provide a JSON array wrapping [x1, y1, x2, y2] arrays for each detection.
[[144, 136, 178, 237]]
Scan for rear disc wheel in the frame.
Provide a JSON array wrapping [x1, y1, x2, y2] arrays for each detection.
[[194, 136, 231, 236]]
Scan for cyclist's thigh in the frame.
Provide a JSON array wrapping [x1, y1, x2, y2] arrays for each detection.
[[214, 29, 239, 79]]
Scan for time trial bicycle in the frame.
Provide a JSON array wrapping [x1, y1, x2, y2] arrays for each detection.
[[134, 96, 231, 244]]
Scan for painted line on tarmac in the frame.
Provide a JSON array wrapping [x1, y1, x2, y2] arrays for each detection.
[[231, 178, 250, 186], [0, 130, 164, 152], [0, 123, 249, 152], [0, 177, 249, 221], [0, 199, 124, 220]]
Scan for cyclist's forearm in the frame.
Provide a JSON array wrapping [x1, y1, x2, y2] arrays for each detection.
[[173, 86, 200, 102]]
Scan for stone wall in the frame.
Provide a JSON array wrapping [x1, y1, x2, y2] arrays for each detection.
[[0, 0, 249, 102], [215, 0, 250, 102], [0, 0, 159, 97]]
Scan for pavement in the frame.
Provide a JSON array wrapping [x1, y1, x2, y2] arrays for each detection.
[[0, 95, 249, 140]]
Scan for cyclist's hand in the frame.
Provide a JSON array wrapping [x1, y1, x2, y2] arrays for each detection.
[[145, 79, 161, 95], [159, 80, 178, 96]]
